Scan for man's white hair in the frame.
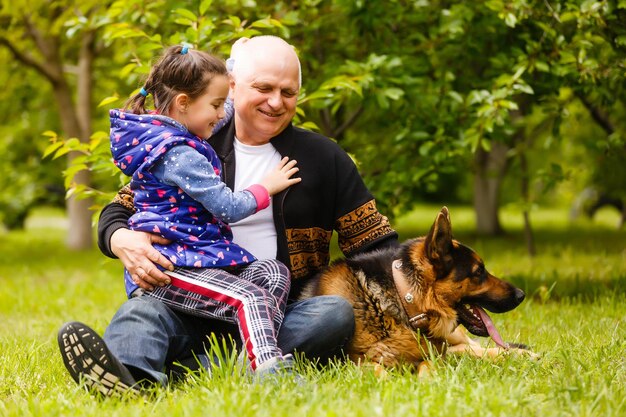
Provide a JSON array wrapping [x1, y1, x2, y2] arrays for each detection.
[[231, 35, 302, 88]]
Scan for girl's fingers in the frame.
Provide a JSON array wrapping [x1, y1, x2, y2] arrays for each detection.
[[281, 160, 298, 172]]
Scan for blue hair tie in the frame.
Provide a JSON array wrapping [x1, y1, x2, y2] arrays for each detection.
[[139, 87, 148, 97], [181, 46, 189, 55]]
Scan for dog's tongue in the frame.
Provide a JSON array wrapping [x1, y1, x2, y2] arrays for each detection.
[[473, 306, 509, 349]]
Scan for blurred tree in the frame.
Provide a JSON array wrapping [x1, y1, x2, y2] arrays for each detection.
[[0, 0, 117, 248], [0, 49, 65, 229], [3, 0, 624, 251], [43, 0, 293, 209], [285, 0, 626, 243]]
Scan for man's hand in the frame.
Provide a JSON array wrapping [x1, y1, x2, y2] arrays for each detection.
[[110, 228, 174, 291]]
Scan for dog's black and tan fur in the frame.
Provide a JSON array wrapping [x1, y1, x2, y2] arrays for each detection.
[[301, 207, 527, 374]]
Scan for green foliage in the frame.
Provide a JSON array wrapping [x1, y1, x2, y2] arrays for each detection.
[[315, 0, 626, 214], [0, 128, 65, 229], [0, 49, 65, 229], [2, 0, 625, 222], [43, 129, 125, 208], [42, 0, 296, 210]]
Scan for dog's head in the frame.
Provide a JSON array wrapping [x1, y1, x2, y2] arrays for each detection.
[[402, 207, 525, 345]]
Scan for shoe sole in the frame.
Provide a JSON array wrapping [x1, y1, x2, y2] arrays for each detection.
[[57, 321, 138, 397]]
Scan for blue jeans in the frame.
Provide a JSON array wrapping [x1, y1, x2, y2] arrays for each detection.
[[103, 295, 355, 386]]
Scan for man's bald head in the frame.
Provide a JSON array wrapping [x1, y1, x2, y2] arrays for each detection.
[[231, 36, 302, 87]]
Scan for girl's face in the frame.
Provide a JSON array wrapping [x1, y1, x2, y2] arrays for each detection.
[[178, 75, 229, 139]]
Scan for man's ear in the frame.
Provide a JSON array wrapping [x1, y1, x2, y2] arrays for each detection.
[[228, 74, 236, 98], [173, 93, 190, 113]]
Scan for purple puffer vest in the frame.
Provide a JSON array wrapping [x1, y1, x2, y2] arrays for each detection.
[[110, 110, 255, 296]]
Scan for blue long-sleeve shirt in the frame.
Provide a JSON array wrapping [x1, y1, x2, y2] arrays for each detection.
[[152, 144, 257, 223]]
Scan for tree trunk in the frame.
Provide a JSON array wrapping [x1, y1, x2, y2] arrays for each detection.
[[2, 13, 96, 249], [47, 31, 95, 250], [52, 76, 93, 250], [519, 150, 536, 256], [64, 31, 97, 250], [473, 142, 510, 235]]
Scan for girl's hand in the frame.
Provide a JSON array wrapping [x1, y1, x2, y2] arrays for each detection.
[[260, 157, 301, 196]]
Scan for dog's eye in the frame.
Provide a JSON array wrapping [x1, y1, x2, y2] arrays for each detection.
[[473, 265, 485, 279]]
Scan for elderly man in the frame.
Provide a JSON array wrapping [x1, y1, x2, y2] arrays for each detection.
[[58, 36, 398, 395]]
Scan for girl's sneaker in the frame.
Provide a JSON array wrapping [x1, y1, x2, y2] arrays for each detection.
[[254, 354, 304, 384]]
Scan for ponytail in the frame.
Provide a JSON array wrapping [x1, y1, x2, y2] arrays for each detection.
[[124, 88, 150, 115]]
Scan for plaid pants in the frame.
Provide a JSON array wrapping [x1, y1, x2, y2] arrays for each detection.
[[144, 259, 290, 369]]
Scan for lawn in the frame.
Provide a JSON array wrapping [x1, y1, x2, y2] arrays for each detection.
[[0, 205, 624, 416]]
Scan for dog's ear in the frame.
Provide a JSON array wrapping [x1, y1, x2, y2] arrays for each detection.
[[425, 207, 453, 275]]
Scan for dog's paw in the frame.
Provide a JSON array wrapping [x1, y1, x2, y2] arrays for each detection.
[[505, 344, 541, 361], [417, 360, 433, 378], [373, 363, 389, 379], [507, 342, 531, 350], [356, 361, 390, 380], [487, 343, 541, 361], [447, 340, 540, 361]]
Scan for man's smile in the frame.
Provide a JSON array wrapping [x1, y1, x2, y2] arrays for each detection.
[[258, 108, 283, 118]]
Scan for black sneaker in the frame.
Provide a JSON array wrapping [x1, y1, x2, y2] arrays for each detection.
[[57, 321, 139, 397]]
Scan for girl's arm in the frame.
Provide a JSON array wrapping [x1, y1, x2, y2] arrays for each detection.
[[154, 145, 264, 223]]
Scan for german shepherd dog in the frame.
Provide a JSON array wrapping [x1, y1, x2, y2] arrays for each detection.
[[301, 207, 529, 375]]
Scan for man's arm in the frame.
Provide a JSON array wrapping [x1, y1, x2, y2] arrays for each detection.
[[97, 201, 134, 258], [98, 188, 174, 290], [335, 200, 399, 257], [329, 144, 399, 256]]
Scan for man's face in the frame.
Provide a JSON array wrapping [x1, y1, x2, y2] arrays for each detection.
[[230, 50, 300, 145]]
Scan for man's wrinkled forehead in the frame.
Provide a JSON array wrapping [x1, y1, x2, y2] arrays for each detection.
[[233, 37, 302, 87]]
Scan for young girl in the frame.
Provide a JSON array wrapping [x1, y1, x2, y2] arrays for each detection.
[[109, 45, 301, 377]]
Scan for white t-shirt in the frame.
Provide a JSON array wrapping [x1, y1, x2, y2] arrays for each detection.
[[229, 137, 281, 260]]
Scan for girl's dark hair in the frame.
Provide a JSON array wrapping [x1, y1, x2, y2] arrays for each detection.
[[125, 45, 227, 114]]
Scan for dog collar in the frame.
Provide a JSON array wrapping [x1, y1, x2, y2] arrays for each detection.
[[392, 260, 429, 331]]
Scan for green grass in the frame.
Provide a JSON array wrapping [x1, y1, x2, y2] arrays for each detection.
[[1, 205, 625, 416]]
